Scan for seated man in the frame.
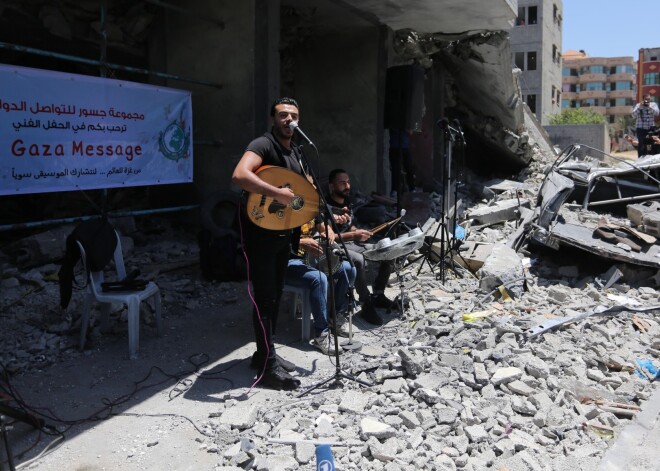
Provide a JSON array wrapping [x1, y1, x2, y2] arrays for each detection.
[[326, 168, 395, 326], [285, 220, 356, 354]]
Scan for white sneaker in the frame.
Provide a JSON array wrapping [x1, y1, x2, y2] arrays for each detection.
[[312, 330, 339, 355]]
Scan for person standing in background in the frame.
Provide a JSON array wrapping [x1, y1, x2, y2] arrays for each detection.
[[632, 94, 659, 157]]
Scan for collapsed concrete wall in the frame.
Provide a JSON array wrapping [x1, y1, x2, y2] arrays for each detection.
[[545, 124, 610, 155]]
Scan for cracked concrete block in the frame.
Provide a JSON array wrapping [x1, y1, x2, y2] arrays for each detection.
[[399, 410, 420, 428], [491, 366, 523, 386], [220, 403, 259, 430], [464, 424, 489, 443], [477, 244, 525, 298], [360, 417, 396, 439], [508, 380, 535, 396], [294, 442, 315, 464], [467, 198, 530, 226], [339, 390, 369, 414]]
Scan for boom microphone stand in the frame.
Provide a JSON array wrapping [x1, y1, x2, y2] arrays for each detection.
[[288, 123, 371, 397]]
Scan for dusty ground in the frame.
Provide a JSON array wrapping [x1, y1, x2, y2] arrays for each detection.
[[0, 221, 405, 470]]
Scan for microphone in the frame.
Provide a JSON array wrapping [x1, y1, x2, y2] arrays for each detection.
[[288, 121, 314, 146], [435, 117, 459, 138], [452, 119, 465, 142], [400, 208, 406, 218]]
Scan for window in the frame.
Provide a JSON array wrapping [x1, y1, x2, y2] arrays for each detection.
[[614, 81, 632, 90], [561, 99, 572, 108], [611, 64, 634, 74], [528, 6, 537, 25], [563, 67, 578, 76], [527, 52, 537, 71], [609, 98, 634, 107], [527, 94, 537, 113], [553, 4, 562, 26], [516, 6, 526, 26], [643, 73, 660, 85], [552, 45, 558, 62], [514, 52, 525, 70], [585, 82, 604, 91], [580, 65, 605, 75], [608, 115, 615, 124]]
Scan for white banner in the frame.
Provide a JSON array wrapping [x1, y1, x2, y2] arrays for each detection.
[[0, 64, 193, 195]]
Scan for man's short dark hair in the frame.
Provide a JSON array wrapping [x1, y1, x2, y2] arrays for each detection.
[[329, 168, 347, 183], [270, 97, 299, 116]]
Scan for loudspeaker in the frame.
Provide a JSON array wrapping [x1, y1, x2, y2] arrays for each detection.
[[384, 64, 425, 131]]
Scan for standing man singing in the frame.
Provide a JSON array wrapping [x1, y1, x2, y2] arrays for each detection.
[[632, 94, 659, 157], [232, 97, 305, 391]]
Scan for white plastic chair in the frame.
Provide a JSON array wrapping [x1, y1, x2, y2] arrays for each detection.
[[77, 232, 162, 359]]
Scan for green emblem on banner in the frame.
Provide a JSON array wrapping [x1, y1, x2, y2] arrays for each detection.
[[158, 118, 190, 161]]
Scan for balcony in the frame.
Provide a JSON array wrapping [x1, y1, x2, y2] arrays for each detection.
[[577, 90, 607, 100], [563, 76, 578, 84], [608, 73, 635, 82], [608, 90, 635, 99], [579, 73, 607, 83]]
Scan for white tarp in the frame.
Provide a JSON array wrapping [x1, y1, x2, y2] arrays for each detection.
[[0, 64, 193, 195]]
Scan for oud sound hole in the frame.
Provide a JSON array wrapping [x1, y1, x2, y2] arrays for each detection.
[[290, 196, 304, 211]]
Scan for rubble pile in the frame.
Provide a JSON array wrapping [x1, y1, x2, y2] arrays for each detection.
[[202, 146, 659, 470], [0, 143, 658, 470], [204, 262, 658, 471]]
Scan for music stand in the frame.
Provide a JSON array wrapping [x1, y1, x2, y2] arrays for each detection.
[[290, 134, 372, 398]]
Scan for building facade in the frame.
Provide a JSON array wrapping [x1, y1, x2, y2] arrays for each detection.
[[561, 50, 636, 124], [638, 47, 660, 105], [509, 0, 563, 125]]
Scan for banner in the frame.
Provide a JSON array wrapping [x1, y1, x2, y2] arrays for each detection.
[[0, 64, 193, 195]]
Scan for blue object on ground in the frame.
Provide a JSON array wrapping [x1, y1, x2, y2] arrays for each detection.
[[316, 444, 335, 471], [634, 358, 658, 380]]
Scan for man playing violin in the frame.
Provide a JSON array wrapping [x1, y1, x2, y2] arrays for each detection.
[[326, 168, 395, 327]]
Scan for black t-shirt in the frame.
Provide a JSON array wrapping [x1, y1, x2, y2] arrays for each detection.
[[326, 194, 353, 234], [245, 132, 302, 174], [242, 132, 304, 243]]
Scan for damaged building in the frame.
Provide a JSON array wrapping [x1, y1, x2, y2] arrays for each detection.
[[1, 0, 536, 226]]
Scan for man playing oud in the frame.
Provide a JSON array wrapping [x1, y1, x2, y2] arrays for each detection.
[[232, 97, 305, 391]]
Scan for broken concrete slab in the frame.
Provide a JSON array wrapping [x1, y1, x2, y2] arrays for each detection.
[[477, 244, 525, 298], [466, 198, 530, 226]]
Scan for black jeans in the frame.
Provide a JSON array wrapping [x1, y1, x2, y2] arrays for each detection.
[[345, 242, 392, 304], [244, 227, 291, 369]]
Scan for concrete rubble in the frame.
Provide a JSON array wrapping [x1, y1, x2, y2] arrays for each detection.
[[1, 145, 659, 470]]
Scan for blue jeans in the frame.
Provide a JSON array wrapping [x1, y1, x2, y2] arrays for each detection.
[[285, 259, 356, 336], [285, 258, 328, 335], [333, 261, 356, 315]]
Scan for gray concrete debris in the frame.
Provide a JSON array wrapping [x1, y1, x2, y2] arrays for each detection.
[[477, 244, 526, 298], [466, 198, 531, 227], [3, 131, 660, 471]]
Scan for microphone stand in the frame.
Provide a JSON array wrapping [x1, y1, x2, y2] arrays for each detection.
[[291, 127, 371, 397], [414, 119, 458, 282]]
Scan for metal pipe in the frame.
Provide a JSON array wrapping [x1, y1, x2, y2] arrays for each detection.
[[0, 205, 199, 233], [0, 41, 222, 89], [586, 192, 660, 207]]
